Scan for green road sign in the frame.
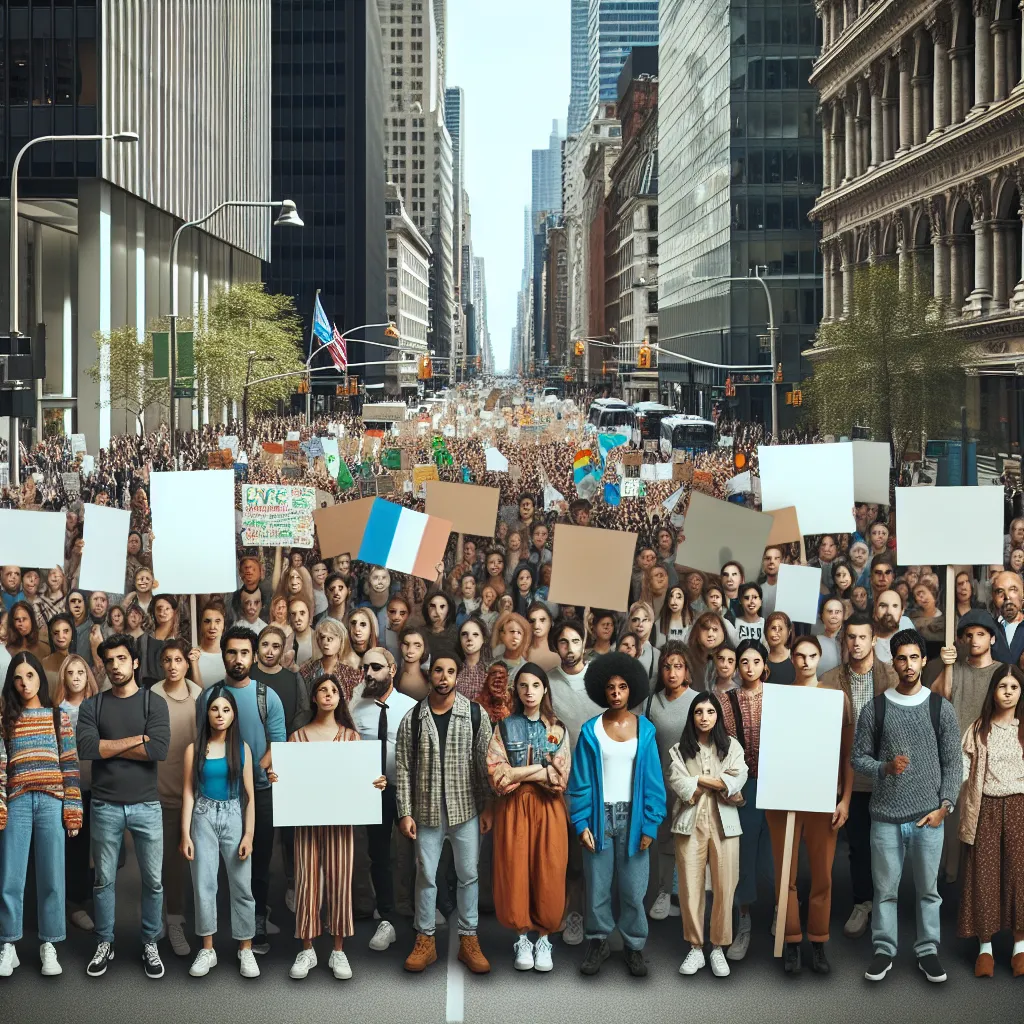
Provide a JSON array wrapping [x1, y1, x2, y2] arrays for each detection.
[[152, 332, 195, 379]]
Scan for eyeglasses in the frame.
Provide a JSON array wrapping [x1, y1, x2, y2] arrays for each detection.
[[364, 663, 387, 673]]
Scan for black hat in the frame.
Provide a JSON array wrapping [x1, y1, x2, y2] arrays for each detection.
[[956, 608, 998, 638], [584, 652, 650, 709]]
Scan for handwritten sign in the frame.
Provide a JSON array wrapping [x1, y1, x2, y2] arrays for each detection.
[[242, 485, 316, 548]]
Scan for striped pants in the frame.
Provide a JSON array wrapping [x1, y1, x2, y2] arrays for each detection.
[[293, 824, 354, 941]]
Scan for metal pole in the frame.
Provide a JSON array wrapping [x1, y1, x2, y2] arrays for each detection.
[[752, 270, 779, 439]]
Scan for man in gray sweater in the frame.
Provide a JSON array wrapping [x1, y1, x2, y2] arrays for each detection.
[[851, 629, 961, 986]]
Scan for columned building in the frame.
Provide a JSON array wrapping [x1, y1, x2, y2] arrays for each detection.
[[810, 0, 1024, 449]]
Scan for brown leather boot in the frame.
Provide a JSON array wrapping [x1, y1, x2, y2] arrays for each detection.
[[1012, 951, 1024, 977], [457, 934, 491, 974], [404, 933, 437, 972], [975, 952, 995, 977]]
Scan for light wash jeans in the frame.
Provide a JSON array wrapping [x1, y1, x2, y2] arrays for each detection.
[[414, 807, 481, 936], [0, 793, 66, 943], [870, 819, 944, 958], [582, 801, 650, 951], [92, 799, 164, 944], [735, 777, 774, 907], [190, 796, 255, 940]]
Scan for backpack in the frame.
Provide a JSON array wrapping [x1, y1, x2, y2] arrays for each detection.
[[255, 679, 271, 748], [410, 698, 481, 789], [872, 689, 942, 761]]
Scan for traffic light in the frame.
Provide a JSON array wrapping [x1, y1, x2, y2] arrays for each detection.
[[297, 377, 310, 394], [476, 354, 481, 369], [792, 389, 803, 407], [785, 390, 793, 405], [384, 323, 400, 340], [348, 376, 359, 395], [637, 343, 652, 369], [733, 445, 748, 472], [724, 377, 734, 397], [336, 384, 345, 396], [563, 372, 572, 382], [417, 355, 433, 380], [574, 339, 585, 357], [774, 362, 784, 383]]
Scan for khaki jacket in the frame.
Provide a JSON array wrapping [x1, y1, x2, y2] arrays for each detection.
[[666, 737, 747, 838], [959, 724, 986, 845]]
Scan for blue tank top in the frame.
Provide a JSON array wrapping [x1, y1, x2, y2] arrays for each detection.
[[199, 743, 246, 801]]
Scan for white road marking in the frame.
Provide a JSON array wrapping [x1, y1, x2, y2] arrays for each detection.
[[445, 918, 465, 1023]]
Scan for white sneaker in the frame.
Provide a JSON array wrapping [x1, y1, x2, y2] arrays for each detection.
[[513, 934, 534, 971], [289, 948, 317, 980], [843, 901, 872, 939], [561, 911, 584, 946], [238, 948, 260, 978], [285, 888, 296, 914], [328, 950, 352, 980], [0, 943, 19, 977], [189, 948, 218, 978], [70, 909, 94, 932], [39, 943, 61, 977], [167, 919, 190, 957], [709, 946, 730, 977], [649, 892, 671, 920], [726, 920, 751, 962], [533, 936, 553, 972], [668, 897, 681, 917], [679, 946, 705, 975], [369, 920, 397, 951]]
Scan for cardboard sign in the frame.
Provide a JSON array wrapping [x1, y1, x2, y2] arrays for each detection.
[[548, 524, 638, 612], [766, 506, 802, 546], [691, 470, 714, 494], [672, 459, 694, 483], [315, 488, 335, 510], [313, 497, 377, 559], [70, 433, 87, 456], [774, 564, 823, 624], [894, 486, 1003, 565], [271, 741, 382, 827], [412, 463, 440, 495], [643, 440, 657, 453], [241, 485, 316, 548], [207, 448, 234, 470], [375, 475, 396, 496], [61, 472, 81, 498], [484, 447, 509, 472], [621, 478, 645, 498], [426, 481, 500, 537], [675, 491, 774, 577], [622, 451, 643, 468]]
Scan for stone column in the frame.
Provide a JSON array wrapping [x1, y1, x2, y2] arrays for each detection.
[[992, 221, 1009, 308], [869, 69, 884, 169], [897, 219, 911, 290], [830, 0, 840, 44], [972, 0, 994, 113], [965, 215, 994, 315], [949, 237, 965, 310], [843, 89, 857, 182], [1015, 0, 1024, 93], [831, 102, 845, 187], [897, 45, 914, 153], [822, 112, 833, 191], [992, 19, 1010, 101], [950, 47, 967, 123], [882, 95, 896, 161], [933, 232, 951, 306], [855, 82, 870, 175], [818, 1, 830, 51], [928, 15, 952, 136], [842, 249, 854, 317], [822, 243, 834, 321], [1012, 214, 1024, 308]]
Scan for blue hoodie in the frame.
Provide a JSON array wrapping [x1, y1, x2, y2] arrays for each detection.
[[567, 714, 667, 856]]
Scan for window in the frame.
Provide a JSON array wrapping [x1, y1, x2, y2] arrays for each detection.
[[765, 199, 781, 230]]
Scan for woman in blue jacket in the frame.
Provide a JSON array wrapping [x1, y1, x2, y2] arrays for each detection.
[[568, 652, 667, 978]]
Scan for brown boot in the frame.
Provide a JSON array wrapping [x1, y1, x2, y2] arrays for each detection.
[[457, 934, 491, 974], [404, 933, 437, 972], [975, 952, 995, 977], [1013, 951, 1024, 977]]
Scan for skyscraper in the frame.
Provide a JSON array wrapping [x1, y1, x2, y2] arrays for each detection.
[[586, 0, 659, 120], [444, 86, 465, 303], [531, 119, 564, 223], [567, 0, 591, 135]]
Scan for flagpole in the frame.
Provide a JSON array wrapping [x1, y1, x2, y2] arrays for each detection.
[[307, 289, 318, 426]]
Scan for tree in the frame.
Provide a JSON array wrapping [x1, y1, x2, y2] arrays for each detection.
[[802, 262, 969, 462], [86, 326, 168, 434]]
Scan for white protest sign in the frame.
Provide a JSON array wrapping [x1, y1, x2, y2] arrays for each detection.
[[241, 485, 316, 548], [151, 470, 237, 593], [270, 741, 383, 827], [774, 564, 823, 624], [757, 685, 844, 814], [894, 486, 1003, 565], [0, 510, 66, 569], [850, 440, 891, 504], [218, 435, 240, 459], [70, 433, 87, 455], [758, 443, 855, 534], [80, 504, 131, 594], [484, 447, 508, 472]]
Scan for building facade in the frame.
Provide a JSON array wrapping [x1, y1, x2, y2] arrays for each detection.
[[444, 85, 465, 304], [809, 0, 1024, 451], [568, 0, 592, 134], [0, 0, 271, 449], [587, 0, 659, 122], [532, 120, 565, 221], [658, 0, 822, 421]]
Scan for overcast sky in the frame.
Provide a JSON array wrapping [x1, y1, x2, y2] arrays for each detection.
[[447, 0, 570, 372]]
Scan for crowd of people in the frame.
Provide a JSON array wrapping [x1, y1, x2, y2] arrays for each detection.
[[0, 384, 1021, 990]]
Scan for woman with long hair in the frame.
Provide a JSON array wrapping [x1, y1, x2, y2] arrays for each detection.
[[524, 602, 560, 673], [487, 664, 570, 973], [193, 601, 228, 690], [955, 571, 980, 620], [274, 566, 315, 627], [687, 613, 727, 689], [395, 627, 430, 701], [491, 611, 531, 676], [510, 562, 537, 618], [42, 613, 76, 691], [300, 619, 361, 702], [66, 590, 88, 629], [140, 593, 181, 687], [347, 607, 379, 664], [654, 526, 679, 587], [5, 600, 50, 659], [586, 610, 617, 661], [482, 549, 507, 602], [456, 616, 490, 700], [289, 596, 317, 669], [421, 593, 458, 664], [828, 558, 856, 618], [627, 601, 660, 685], [641, 565, 672, 621], [682, 571, 708, 616], [282, 675, 386, 981], [479, 585, 500, 634], [656, 586, 692, 648], [0, 652, 82, 977], [474, 661, 513, 725], [180, 685, 258, 979], [106, 605, 127, 636], [669, 692, 747, 977], [764, 611, 795, 686], [37, 567, 68, 624], [958, 664, 1024, 977]]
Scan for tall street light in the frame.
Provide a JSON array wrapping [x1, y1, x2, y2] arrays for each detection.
[[304, 320, 398, 422], [7, 130, 139, 485], [168, 199, 303, 463]]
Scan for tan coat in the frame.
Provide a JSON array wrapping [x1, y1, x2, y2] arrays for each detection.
[[666, 737, 748, 838], [959, 724, 987, 845], [819, 658, 898, 705]]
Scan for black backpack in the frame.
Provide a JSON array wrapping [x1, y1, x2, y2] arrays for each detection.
[[872, 689, 942, 760]]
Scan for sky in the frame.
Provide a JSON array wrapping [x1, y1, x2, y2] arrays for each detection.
[[447, 0, 570, 373]]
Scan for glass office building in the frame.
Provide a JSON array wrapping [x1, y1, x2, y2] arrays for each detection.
[[587, 1, 659, 119]]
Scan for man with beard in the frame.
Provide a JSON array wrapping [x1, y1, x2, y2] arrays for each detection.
[[547, 620, 602, 947], [852, 630, 961, 985], [871, 590, 904, 664], [396, 654, 494, 975], [349, 647, 416, 953], [990, 570, 1024, 664], [358, 565, 393, 640], [251, 625, 307, 736], [195, 625, 286, 954], [760, 545, 783, 616], [75, 633, 171, 979]]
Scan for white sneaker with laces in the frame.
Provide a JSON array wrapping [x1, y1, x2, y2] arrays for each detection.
[[189, 948, 218, 977], [649, 892, 672, 921], [679, 947, 705, 975], [167, 919, 190, 957], [0, 943, 20, 976], [285, 889, 296, 914], [238, 948, 260, 978], [39, 943, 61, 977], [561, 912, 584, 946], [843, 901, 872, 939], [533, 936, 553, 972], [369, 920, 397, 951], [289, 948, 317, 980], [709, 946, 730, 977], [726, 919, 751, 962], [513, 935, 534, 971], [70, 909, 94, 932], [329, 950, 352, 979]]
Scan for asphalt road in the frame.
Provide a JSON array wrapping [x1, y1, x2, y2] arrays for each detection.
[[0, 832, 1020, 1024]]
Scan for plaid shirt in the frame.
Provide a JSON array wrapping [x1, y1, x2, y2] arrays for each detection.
[[395, 693, 493, 828]]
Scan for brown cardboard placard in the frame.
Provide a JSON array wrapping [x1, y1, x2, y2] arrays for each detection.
[[622, 451, 643, 468], [547, 524, 638, 612], [672, 461, 694, 483], [425, 481, 500, 536], [692, 470, 714, 494], [412, 464, 440, 492], [675, 491, 775, 577], [313, 497, 376, 559], [766, 505, 802, 546]]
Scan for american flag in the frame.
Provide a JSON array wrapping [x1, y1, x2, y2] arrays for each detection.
[[327, 324, 347, 371]]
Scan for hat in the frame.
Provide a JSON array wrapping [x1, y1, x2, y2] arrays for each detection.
[[584, 652, 650, 709], [956, 608, 998, 638]]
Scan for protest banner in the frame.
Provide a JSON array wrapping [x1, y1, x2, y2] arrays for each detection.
[[241, 485, 316, 548]]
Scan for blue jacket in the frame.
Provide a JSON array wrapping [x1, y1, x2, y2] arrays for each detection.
[[567, 714, 667, 857]]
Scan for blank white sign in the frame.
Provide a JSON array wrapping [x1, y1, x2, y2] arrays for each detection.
[[774, 564, 823, 624], [851, 441, 891, 504], [758, 443, 855, 534], [80, 504, 131, 594], [151, 470, 237, 594], [0, 509, 67, 570], [757, 685, 844, 814], [675, 490, 774, 577], [270, 740, 382, 827], [895, 485, 1003, 565]]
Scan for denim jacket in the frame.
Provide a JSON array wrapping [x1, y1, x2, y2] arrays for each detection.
[[499, 714, 560, 768]]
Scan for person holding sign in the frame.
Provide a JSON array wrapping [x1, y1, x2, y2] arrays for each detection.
[[765, 636, 853, 976], [851, 630, 962, 985]]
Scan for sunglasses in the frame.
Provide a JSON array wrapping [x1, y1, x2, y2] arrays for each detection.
[[363, 663, 387, 673]]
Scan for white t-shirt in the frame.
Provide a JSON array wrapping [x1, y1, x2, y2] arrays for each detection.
[[884, 686, 930, 707], [349, 683, 418, 785], [596, 717, 637, 804], [735, 618, 765, 644]]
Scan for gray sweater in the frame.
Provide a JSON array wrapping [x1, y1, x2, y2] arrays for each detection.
[[851, 689, 962, 825]]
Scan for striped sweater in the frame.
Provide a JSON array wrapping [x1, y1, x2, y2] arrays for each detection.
[[0, 706, 83, 830]]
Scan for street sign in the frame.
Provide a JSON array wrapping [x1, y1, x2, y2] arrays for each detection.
[[730, 369, 776, 386], [173, 386, 195, 399]]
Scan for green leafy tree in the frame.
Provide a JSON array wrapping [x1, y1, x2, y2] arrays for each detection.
[[86, 326, 168, 434], [802, 262, 969, 462]]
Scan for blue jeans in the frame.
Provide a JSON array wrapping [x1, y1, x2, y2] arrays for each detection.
[[870, 819, 944, 958], [582, 801, 650, 951], [735, 777, 774, 907], [190, 796, 255, 940], [0, 793, 66, 943], [414, 808, 481, 936], [92, 800, 164, 944]]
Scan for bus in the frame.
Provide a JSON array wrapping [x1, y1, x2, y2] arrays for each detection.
[[659, 414, 717, 457], [630, 402, 674, 448], [585, 398, 636, 441]]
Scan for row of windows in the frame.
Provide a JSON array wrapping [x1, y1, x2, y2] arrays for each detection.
[[730, 7, 822, 48], [732, 195, 817, 232], [731, 147, 823, 186], [731, 56, 817, 91], [731, 100, 819, 139], [271, 127, 348, 143], [272, 160, 349, 174], [270, 95, 348, 109], [1, 37, 97, 107]]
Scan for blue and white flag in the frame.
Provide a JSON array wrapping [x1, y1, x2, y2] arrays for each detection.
[[312, 293, 332, 347]]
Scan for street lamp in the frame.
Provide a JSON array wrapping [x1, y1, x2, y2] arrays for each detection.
[[7, 130, 139, 484], [168, 199, 303, 462]]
